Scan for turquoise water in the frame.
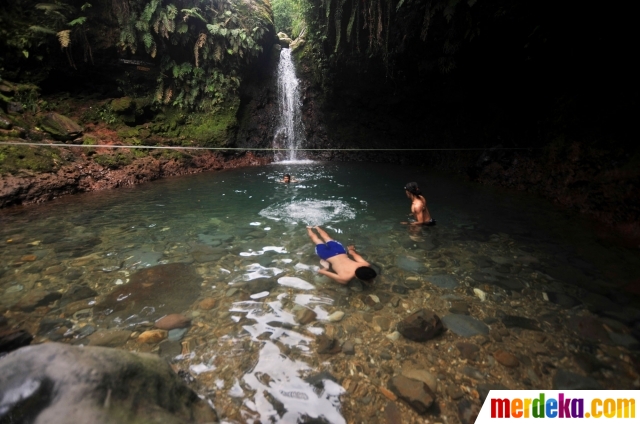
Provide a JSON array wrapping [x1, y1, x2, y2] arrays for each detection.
[[1, 162, 639, 423]]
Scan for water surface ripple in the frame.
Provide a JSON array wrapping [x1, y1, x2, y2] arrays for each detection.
[[1, 162, 639, 423]]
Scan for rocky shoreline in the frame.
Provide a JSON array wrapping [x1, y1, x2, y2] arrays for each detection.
[[0, 149, 270, 208]]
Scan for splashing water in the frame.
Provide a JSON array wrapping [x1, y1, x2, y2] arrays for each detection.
[[274, 49, 307, 162], [258, 199, 357, 226]]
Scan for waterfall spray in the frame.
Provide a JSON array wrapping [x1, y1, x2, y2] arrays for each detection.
[[273, 49, 307, 162]]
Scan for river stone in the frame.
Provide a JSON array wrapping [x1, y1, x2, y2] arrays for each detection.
[[502, 315, 541, 331], [296, 308, 317, 325], [493, 350, 520, 367], [159, 339, 182, 358], [552, 369, 602, 389], [87, 330, 132, 347], [39, 112, 83, 140], [61, 284, 98, 305], [477, 383, 509, 402], [138, 330, 167, 344], [168, 328, 188, 342], [0, 328, 33, 353], [342, 340, 355, 355], [155, 314, 191, 330], [95, 263, 201, 323], [316, 335, 341, 354], [0, 343, 217, 423], [401, 368, 437, 393], [123, 249, 163, 268], [387, 375, 435, 414], [198, 298, 217, 310], [457, 398, 480, 424], [385, 401, 402, 424], [442, 314, 489, 337], [455, 342, 480, 361], [395, 256, 427, 273], [397, 309, 444, 342], [426, 274, 458, 289], [12, 290, 62, 312]]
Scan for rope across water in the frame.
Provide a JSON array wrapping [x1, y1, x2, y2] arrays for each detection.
[[0, 141, 538, 151]]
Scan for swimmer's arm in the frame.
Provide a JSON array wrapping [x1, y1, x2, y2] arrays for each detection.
[[317, 268, 349, 284], [347, 246, 367, 263]]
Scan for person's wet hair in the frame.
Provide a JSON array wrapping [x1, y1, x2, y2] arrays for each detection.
[[284, 174, 291, 180], [404, 182, 422, 196], [355, 266, 377, 281]]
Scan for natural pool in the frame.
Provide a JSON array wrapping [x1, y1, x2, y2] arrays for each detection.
[[1, 162, 639, 423]]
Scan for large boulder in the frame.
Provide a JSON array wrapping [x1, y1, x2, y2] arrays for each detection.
[[397, 309, 444, 342], [39, 112, 83, 141], [279, 37, 292, 48], [0, 343, 217, 424]]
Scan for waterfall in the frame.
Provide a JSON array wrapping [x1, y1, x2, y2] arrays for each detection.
[[274, 48, 307, 162]]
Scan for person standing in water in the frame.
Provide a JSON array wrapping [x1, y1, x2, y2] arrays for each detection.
[[281, 174, 298, 183], [401, 182, 436, 226], [306, 226, 377, 286]]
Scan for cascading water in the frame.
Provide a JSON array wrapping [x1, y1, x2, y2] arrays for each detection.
[[273, 48, 307, 162]]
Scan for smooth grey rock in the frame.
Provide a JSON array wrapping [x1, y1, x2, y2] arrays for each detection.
[[395, 256, 426, 273], [168, 328, 188, 342], [0, 343, 217, 423], [342, 341, 355, 355], [442, 314, 489, 337], [552, 369, 602, 389], [426, 274, 458, 289], [502, 315, 541, 331]]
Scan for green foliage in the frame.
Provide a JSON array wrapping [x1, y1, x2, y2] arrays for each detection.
[[116, 0, 272, 110], [98, 104, 118, 125], [272, 0, 308, 38]]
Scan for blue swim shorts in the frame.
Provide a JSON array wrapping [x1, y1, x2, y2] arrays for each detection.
[[315, 240, 347, 260]]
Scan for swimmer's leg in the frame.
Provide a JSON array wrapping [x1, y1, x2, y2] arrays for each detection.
[[307, 226, 323, 245], [314, 226, 334, 243]]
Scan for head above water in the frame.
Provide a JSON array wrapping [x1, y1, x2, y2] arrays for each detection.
[[355, 266, 377, 282], [404, 182, 422, 197], [283, 174, 291, 182]]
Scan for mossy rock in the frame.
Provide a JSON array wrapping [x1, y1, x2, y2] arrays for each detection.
[[180, 106, 238, 147], [279, 38, 292, 48], [0, 145, 62, 174], [39, 112, 83, 141], [117, 127, 140, 138], [277, 32, 290, 39], [111, 97, 134, 114], [93, 152, 134, 169]]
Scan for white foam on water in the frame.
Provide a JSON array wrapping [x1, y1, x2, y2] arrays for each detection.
[[190, 363, 216, 375], [250, 291, 269, 299], [250, 222, 261, 226], [241, 342, 346, 424], [294, 262, 319, 272], [239, 246, 287, 257], [241, 264, 284, 281], [277, 276, 315, 290], [259, 199, 357, 226]]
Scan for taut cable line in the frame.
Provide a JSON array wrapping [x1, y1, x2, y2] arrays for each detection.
[[0, 141, 539, 151]]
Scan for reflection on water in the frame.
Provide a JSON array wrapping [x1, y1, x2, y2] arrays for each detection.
[[1, 162, 640, 422]]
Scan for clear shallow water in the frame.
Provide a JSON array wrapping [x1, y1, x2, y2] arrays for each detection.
[[1, 162, 640, 423]]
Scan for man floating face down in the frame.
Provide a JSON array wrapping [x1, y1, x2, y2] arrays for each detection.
[[306, 226, 377, 285]]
